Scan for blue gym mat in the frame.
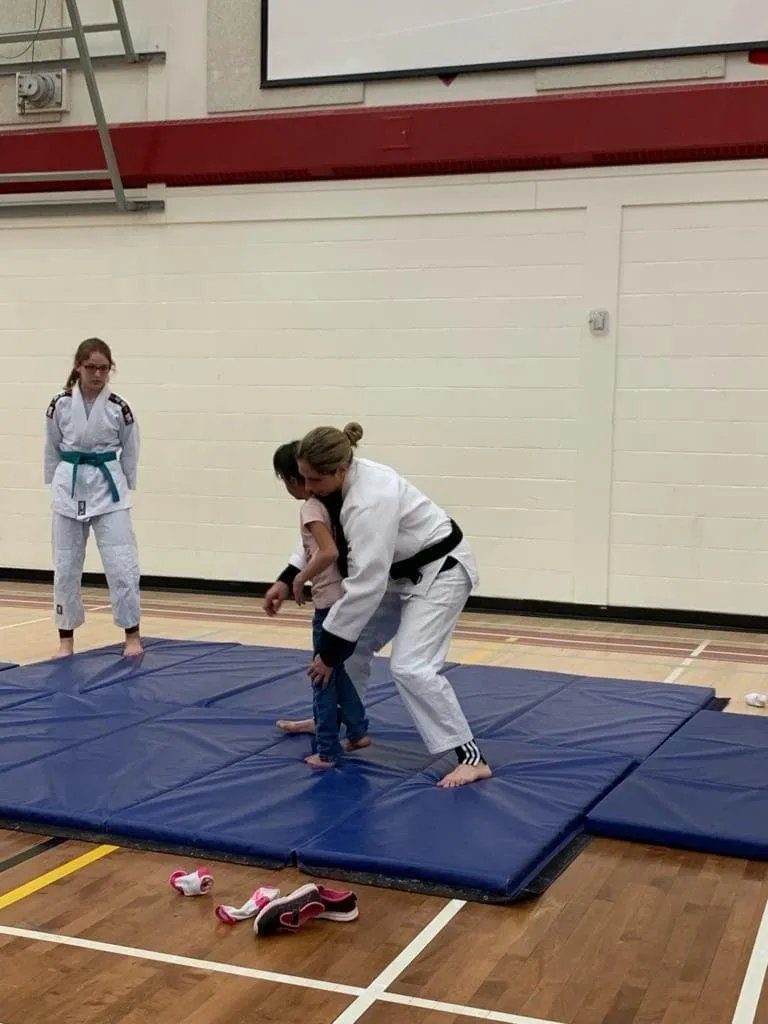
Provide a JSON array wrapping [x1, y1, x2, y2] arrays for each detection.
[[485, 675, 717, 763], [111, 752, 411, 866], [0, 639, 724, 901], [0, 679, 49, 711], [586, 710, 768, 859], [298, 739, 632, 898], [0, 662, 17, 671], [0, 638, 239, 697]]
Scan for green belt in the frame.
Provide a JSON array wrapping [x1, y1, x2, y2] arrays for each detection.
[[60, 450, 119, 503]]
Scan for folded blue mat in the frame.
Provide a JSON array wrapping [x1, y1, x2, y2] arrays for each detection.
[[0, 680, 49, 711], [0, 690, 166, 774], [111, 751, 410, 866], [487, 675, 714, 761], [209, 654, 404, 718], [0, 638, 239, 696], [586, 710, 768, 859], [0, 662, 18, 671], [0, 705, 287, 831], [109, 644, 310, 707], [368, 665, 576, 741], [0, 638, 736, 900], [298, 738, 633, 899], [444, 664, 577, 735]]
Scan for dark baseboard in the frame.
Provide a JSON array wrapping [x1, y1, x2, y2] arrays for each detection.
[[2, 566, 768, 633]]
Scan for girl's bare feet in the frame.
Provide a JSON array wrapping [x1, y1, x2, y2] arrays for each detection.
[[277, 719, 316, 734], [305, 753, 335, 769], [344, 736, 371, 752]]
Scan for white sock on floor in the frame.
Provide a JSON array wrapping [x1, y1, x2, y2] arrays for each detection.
[[216, 886, 280, 923], [745, 692, 768, 708], [169, 867, 214, 896]]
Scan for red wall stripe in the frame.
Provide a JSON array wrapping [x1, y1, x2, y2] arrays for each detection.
[[1, 81, 767, 192]]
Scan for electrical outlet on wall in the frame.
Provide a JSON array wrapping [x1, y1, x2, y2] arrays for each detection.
[[16, 70, 68, 114]]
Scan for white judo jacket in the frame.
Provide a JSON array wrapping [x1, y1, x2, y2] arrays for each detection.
[[44, 383, 139, 521], [292, 458, 478, 645]]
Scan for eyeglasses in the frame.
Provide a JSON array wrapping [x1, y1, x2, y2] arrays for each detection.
[[81, 363, 110, 373]]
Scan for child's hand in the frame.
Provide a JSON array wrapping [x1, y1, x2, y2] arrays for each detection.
[[263, 581, 289, 616], [308, 655, 333, 686], [292, 574, 307, 605]]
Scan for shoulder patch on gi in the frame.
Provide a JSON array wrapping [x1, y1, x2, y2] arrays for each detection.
[[108, 393, 134, 424], [46, 392, 67, 419]]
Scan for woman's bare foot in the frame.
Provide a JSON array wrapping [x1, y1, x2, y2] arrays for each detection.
[[55, 637, 74, 658], [277, 719, 316, 734], [123, 633, 144, 657], [344, 736, 371, 752], [305, 753, 335, 769], [437, 763, 492, 788]]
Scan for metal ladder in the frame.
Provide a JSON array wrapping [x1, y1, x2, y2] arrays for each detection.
[[0, 0, 165, 215]]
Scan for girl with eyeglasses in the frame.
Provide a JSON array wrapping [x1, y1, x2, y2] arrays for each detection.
[[44, 338, 142, 657]]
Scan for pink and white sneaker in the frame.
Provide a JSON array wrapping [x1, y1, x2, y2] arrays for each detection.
[[253, 883, 326, 936], [169, 867, 214, 896], [315, 884, 359, 922], [215, 886, 281, 924]]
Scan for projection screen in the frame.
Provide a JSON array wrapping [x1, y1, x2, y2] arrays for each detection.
[[263, 0, 767, 86]]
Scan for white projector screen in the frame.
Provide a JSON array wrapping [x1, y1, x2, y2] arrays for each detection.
[[263, 0, 768, 85]]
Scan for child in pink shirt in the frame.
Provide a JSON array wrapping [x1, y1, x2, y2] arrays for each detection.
[[273, 442, 368, 767]]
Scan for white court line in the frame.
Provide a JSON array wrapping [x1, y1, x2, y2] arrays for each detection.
[[379, 991, 563, 1024], [664, 639, 711, 684], [326, 898, 559, 1024], [0, 922, 564, 1024], [0, 603, 110, 633], [0, 924, 362, 997], [0, 615, 52, 632], [369, 898, 467, 991], [732, 897, 768, 1024]]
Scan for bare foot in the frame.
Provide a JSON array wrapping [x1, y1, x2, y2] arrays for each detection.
[[305, 754, 335, 769], [123, 634, 144, 657], [277, 719, 316, 734], [437, 763, 492, 788], [55, 638, 74, 658], [344, 736, 371, 752]]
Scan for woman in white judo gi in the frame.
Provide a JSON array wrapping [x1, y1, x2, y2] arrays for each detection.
[[264, 423, 491, 788], [44, 338, 142, 658]]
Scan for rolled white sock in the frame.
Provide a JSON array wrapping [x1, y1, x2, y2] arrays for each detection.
[[745, 692, 768, 708], [216, 886, 280, 924], [169, 867, 214, 896]]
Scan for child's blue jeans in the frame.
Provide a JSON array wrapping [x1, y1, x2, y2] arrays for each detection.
[[312, 607, 368, 762]]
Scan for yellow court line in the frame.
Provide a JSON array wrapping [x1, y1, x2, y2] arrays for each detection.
[[0, 844, 118, 911]]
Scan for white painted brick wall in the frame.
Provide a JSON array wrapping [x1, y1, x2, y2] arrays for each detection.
[[611, 196, 768, 615], [0, 178, 584, 601], [5, 163, 768, 614]]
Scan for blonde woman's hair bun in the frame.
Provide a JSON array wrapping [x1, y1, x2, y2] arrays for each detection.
[[343, 422, 364, 447]]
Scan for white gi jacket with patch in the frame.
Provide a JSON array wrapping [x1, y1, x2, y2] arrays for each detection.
[[44, 383, 139, 521]]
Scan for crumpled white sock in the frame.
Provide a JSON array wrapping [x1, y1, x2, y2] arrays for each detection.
[[215, 886, 280, 924], [745, 692, 768, 708], [169, 867, 214, 896]]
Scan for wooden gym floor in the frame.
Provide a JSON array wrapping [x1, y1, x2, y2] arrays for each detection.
[[0, 580, 766, 1024]]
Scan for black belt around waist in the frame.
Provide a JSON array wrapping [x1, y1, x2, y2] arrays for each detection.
[[389, 520, 463, 585]]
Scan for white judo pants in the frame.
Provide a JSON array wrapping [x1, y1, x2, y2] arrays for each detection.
[[52, 510, 140, 631], [345, 563, 473, 755]]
